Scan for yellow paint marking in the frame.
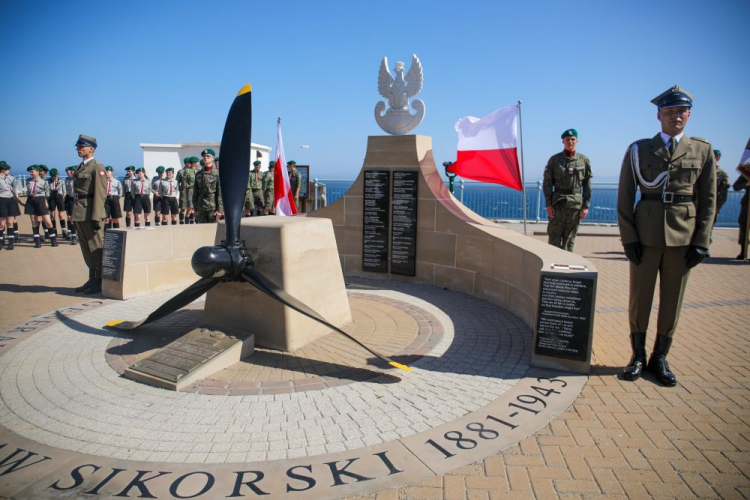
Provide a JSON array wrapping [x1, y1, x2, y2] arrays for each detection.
[[106, 320, 125, 327], [389, 361, 412, 372], [237, 84, 252, 96]]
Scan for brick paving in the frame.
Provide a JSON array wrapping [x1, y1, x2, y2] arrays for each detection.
[[354, 228, 750, 499]]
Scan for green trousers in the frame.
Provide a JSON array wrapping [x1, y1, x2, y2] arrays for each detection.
[[75, 221, 104, 280]]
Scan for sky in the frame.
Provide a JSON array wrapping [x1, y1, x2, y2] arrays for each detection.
[[1, 0, 749, 182]]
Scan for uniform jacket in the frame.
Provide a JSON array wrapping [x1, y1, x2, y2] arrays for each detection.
[[49, 177, 66, 196], [193, 168, 223, 212], [716, 167, 729, 210], [248, 168, 264, 191], [72, 158, 108, 222], [177, 168, 195, 191], [617, 134, 716, 248], [542, 151, 593, 209], [289, 168, 302, 195]]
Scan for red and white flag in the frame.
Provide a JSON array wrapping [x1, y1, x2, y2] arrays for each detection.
[[447, 105, 522, 191], [274, 118, 297, 216]]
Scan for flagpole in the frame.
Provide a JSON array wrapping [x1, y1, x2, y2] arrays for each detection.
[[517, 100, 528, 235]]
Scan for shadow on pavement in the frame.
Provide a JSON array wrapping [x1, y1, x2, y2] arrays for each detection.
[[1, 283, 82, 298]]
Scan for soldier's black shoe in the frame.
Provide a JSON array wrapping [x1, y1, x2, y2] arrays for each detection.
[[75, 280, 92, 293], [647, 335, 676, 387], [623, 332, 647, 381], [84, 280, 102, 295]]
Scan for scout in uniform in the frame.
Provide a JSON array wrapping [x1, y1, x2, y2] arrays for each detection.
[[151, 166, 165, 226], [617, 86, 715, 387], [733, 169, 749, 259], [542, 129, 593, 252], [264, 161, 275, 215], [4, 163, 22, 239], [64, 166, 78, 243], [132, 167, 152, 226], [104, 166, 123, 229], [38, 164, 51, 238], [47, 168, 69, 239], [25, 165, 57, 247], [159, 167, 180, 225], [176, 157, 190, 224], [193, 148, 223, 223], [122, 165, 136, 227], [288, 160, 301, 211], [72, 134, 108, 294], [0, 162, 17, 249], [180, 157, 198, 224]]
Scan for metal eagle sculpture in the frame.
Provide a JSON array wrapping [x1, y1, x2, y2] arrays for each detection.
[[375, 54, 425, 135], [106, 85, 411, 372]]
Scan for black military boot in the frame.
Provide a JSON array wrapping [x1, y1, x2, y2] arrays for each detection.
[[85, 279, 102, 295], [76, 269, 94, 293], [647, 335, 677, 387], [623, 332, 647, 381]]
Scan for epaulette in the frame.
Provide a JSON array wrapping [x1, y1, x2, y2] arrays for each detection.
[[634, 138, 649, 145], [690, 136, 710, 144]]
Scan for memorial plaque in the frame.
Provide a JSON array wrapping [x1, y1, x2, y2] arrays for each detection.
[[534, 272, 595, 362], [391, 170, 418, 276], [102, 230, 126, 282], [362, 170, 390, 273]]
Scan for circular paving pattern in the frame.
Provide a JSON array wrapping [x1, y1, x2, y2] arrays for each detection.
[[0, 278, 586, 500]]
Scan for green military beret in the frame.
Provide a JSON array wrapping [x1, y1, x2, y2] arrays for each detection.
[[38, 164, 49, 172], [190, 156, 200, 163], [125, 165, 135, 171], [0, 163, 10, 171], [269, 160, 276, 167], [201, 148, 216, 157], [135, 167, 145, 173], [287, 160, 296, 166], [215, 157, 220, 162], [713, 149, 721, 157], [155, 166, 165, 173], [166, 167, 174, 173], [651, 85, 693, 108], [27, 165, 39, 172], [66, 166, 76, 171], [183, 157, 191, 164], [200, 159, 205, 166], [0, 161, 6, 167], [105, 166, 113, 171], [253, 160, 261, 166], [75, 134, 97, 148], [561, 129, 578, 139], [50, 168, 58, 176]]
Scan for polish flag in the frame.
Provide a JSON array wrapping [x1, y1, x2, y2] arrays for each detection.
[[447, 105, 522, 191], [274, 118, 297, 216]]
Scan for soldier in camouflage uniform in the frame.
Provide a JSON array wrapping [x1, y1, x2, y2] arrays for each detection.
[[710, 149, 730, 244], [734, 170, 749, 259], [264, 161, 275, 215], [287, 160, 302, 211], [245, 160, 265, 216], [64, 166, 78, 242], [542, 129, 593, 252], [193, 148, 223, 223], [176, 157, 190, 224]]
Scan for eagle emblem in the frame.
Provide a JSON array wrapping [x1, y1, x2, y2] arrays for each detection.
[[375, 54, 426, 135]]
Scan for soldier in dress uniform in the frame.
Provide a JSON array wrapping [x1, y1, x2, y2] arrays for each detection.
[[25, 165, 57, 247], [179, 157, 198, 224], [733, 169, 749, 259], [122, 165, 136, 228], [287, 160, 301, 211], [151, 166, 165, 226], [245, 160, 265, 216], [47, 168, 69, 239], [0, 162, 18, 250], [64, 166, 78, 243], [193, 149, 223, 223], [72, 134, 108, 294], [617, 86, 715, 387], [263, 160, 275, 215], [542, 129, 593, 252], [132, 167, 152, 227], [104, 166, 123, 229], [159, 167, 180, 225]]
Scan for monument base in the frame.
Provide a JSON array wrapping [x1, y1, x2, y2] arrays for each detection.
[[204, 216, 352, 352], [124, 327, 254, 391]]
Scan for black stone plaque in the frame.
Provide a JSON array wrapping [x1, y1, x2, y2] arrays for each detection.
[[534, 273, 595, 361], [391, 170, 418, 276], [102, 231, 126, 282], [363, 170, 390, 273]]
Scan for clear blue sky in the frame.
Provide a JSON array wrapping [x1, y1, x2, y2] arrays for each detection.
[[1, 0, 748, 181]]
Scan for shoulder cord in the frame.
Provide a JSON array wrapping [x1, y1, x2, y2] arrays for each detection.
[[630, 143, 668, 191]]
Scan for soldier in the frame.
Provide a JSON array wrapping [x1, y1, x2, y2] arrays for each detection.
[[542, 129, 593, 252], [287, 160, 301, 211], [64, 166, 78, 244], [151, 166, 165, 226], [122, 165, 136, 227], [193, 148, 223, 223], [176, 157, 190, 224], [25, 165, 57, 247], [0, 162, 17, 250], [72, 134, 108, 294], [132, 167, 152, 227], [733, 169, 749, 259], [263, 160, 275, 215], [47, 168, 69, 239], [179, 157, 197, 224], [710, 150, 730, 244], [245, 160, 265, 216], [104, 166, 123, 229], [159, 167, 180, 225], [617, 86, 715, 387]]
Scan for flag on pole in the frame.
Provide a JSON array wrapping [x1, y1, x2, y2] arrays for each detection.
[[274, 118, 297, 216], [447, 105, 522, 191]]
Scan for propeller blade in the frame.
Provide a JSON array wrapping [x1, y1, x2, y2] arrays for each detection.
[[219, 84, 252, 246], [240, 266, 412, 372], [106, 277, 219, 330]]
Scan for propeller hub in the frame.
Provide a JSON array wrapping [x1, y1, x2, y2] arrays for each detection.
[[191, 246, 233, 279]]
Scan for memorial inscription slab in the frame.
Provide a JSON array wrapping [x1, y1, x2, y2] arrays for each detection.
[[390, 171, 418, 276], [362, 170, 390, 273], [102, 231, 126, 282]]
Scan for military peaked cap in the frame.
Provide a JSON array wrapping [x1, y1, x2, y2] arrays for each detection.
[[652, 85, 693, 108], [76, 134, 97, 148]]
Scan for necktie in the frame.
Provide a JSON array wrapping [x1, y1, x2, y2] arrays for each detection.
[[107, 179, 111, 195], [32, 180, 36, 195], [140, 182, 144, 195], [170, 182, 173, 195], [669, 137, 676, 157]]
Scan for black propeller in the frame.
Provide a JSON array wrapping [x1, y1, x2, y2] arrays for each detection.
[[106, 85, 411, 372]]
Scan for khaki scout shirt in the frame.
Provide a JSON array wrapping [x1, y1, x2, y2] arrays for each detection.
[[542, 151, 593, 210], [72, 158, 108, 222], [617, 134, 716, 249]]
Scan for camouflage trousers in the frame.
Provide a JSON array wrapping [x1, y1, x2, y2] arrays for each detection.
[[196, 210, 219, 223], [547, 203, 581, 252]]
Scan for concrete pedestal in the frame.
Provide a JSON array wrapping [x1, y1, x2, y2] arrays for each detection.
[[203, 217, 352, 352]]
